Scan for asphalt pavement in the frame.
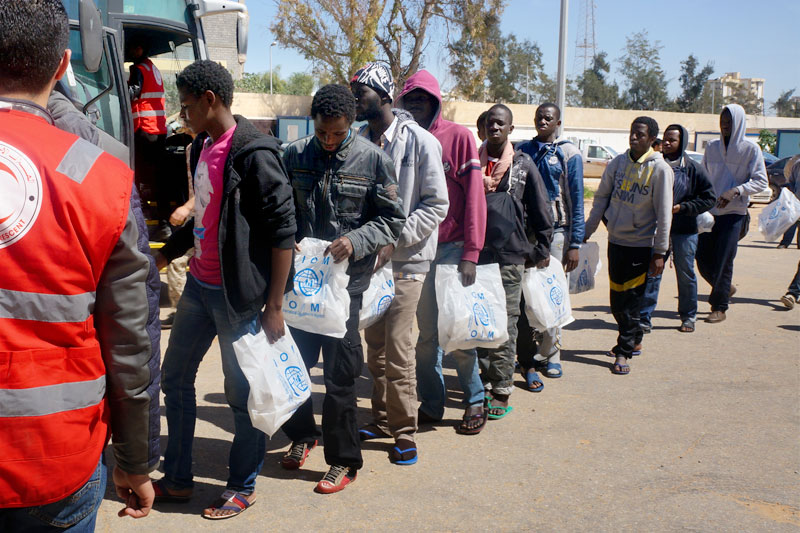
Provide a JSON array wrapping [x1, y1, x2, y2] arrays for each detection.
[[96, 204, 799, 532]]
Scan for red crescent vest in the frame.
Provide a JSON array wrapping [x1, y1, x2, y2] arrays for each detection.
[[0, 108, 133, 507], [132, 58, 167, 135]]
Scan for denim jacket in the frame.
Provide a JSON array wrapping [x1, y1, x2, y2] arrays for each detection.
[[283, 131, 406, 293]]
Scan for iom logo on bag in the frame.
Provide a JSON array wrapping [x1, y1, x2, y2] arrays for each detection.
[[294, 268, 323, 296], [577, 269, 590, 289], [550, 285, 564, 306], [473, 302, 491, 327], [285, 366, 309, 396], [377, 295, 393, 314], [768, 206, 783, 220]]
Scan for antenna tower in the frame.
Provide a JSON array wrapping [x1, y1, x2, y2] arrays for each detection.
[[573, 0, 596, 78]]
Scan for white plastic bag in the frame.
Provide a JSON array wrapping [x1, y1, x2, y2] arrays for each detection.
[[283, 237, 351, 338], [522, 257, 574, 330], [696, 211, 715, 234], [233, 326, 311, 437], [568, 242, 601, 294], [359, 262, 395, 330], [434, 263, 508, 353], [758, 187, 800, 242]]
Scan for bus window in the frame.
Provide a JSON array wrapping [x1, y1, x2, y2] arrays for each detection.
[[122, 0, 189, 25], [66, 28, 124, 141], [149, 39, 197, 116]]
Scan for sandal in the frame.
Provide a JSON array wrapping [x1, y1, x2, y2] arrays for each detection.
[[523, 368, 544, 392], [390, 440, 418, 465], [202, 490, 255, 520], [545, 362, 562, 378], [152, 479, 192, 503], [455, 405, 487, 435], [611, 360, 631, 375], [358, 423, 390, 441], [486, 397, 513, 420], [678, 320, 695, 333]]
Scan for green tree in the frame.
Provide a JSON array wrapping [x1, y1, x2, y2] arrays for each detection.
[[675, 54, 714, 113], [531, 72, 580, 107], [284, 72, 315, 95], [757, 129, 776, 153], [771, 89, 800, 117], [576, 52, 619, 109], [447, 2, 506, 101], [617, 30, 668, 110]]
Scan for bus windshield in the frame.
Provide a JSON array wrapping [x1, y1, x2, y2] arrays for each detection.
[[121, 0, 190, 25]]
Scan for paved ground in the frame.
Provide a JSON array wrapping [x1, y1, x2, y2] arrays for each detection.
[[96, 205, 799, 532]]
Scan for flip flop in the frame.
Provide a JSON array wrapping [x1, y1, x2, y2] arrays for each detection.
[[523, 368, 544, 392], [390, 445, 418, 465], [486, 399, 513, 420], [611, 362, 631, 375], [455, 407, 487, 435], [545, 362, 562, 378], [152, 479, 192, 503], [679, 321, 695, 333], [202, 490, 255, 520], [358, 423, 390, 441]]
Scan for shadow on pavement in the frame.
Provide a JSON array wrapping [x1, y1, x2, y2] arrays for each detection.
[[561, 349, 614, 369], [778, 324, 800, 332]]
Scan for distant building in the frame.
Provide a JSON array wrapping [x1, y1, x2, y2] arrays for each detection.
[[203, 0, 246, 80], [705, 72, 765, 114]]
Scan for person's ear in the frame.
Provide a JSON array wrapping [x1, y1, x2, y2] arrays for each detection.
[[53, 49, 72, 82], [204, 89, 216, 108], [556, 118, 562, 128], [509, 124, 515, 134]]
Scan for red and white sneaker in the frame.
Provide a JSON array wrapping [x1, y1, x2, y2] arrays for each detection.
[[280, 440, 317, 470], [314, 465, 357, 494]]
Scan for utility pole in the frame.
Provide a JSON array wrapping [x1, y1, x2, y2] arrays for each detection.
[[556, 0, 569, 136], [526, 64, 530, 105], [269, 40, 277, 94]]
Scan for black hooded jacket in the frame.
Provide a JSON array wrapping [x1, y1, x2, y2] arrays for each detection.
[[666, 124, 716, 235], [161, 115, 297, 322]]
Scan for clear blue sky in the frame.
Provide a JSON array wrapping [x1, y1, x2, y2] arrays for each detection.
[[242, 0, 800, 111]]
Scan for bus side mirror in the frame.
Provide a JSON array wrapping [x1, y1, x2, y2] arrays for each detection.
[[79, 0, 103, 73], [236, 12, 248, 64]]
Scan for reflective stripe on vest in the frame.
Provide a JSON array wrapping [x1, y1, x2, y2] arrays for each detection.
[[55, 137, 104, 184], [0, 287, 95, 322], [0, 375, 105, 417]]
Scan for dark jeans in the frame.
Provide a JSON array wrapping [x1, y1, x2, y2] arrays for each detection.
[[780, 222, 799, 247], [696, 213, 745, 312], [608, 243, 651, 357], [789, 260, 800, 298], [282, 294, 364, 470], [0, 456, 105, 532]]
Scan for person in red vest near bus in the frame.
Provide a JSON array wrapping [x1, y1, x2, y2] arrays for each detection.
[[127, 35, 172, 240], [0, 1, 161, 529]]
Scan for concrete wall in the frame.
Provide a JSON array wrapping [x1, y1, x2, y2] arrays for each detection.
[[232, 92, 800, 151], [203, 3, 245, 80]]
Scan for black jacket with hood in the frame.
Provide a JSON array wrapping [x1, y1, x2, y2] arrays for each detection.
[[161, 115, 297, 323], [666, 124, 716, 235], [480, 150, 554, 265]]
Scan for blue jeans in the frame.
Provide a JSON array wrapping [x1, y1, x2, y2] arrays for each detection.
[[161, 274, 265, 493], [640, 233, 699, 325], [0, 456, 106, 532], [415, 242, 484, 419]]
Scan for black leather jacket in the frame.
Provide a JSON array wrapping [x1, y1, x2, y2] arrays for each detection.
[[283, 131, 406, 293]]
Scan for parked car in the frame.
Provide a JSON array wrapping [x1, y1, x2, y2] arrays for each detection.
[[766, 156, 795, 201], [581, 144, 618, 178]]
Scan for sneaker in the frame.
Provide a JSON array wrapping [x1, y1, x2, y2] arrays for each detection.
[[781, 293, 797, 310], [314, 465, 357, 494], [705, 310, 726, 323], [280, 440, 317, 470], [776, 244, 789, 249], [640, 323, 652, 334]]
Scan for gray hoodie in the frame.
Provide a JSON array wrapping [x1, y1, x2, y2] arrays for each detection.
[[585, 148, 674, 255], [701, 104, 768, 216], [358, 109, 449, 274]]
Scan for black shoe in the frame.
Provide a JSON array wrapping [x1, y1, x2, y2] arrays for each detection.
[[161, 312, 175, 329]]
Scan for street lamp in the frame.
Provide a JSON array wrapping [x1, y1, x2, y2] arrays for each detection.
[[269, 40, 277, 94]]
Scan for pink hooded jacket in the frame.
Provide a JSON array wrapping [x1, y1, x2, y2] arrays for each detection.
[[396, 70, 487, 263]]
